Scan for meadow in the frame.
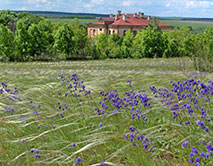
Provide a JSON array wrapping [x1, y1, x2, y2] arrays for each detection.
[[0, 58, 212, 166], [161, 20, 213, 33], [49, 18, 98, 25]]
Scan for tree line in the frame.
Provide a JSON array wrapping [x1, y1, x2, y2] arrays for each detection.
[[0, 10, 212, 72]]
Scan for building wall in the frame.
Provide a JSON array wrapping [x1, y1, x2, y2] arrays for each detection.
[[109, 26, 145, 36], [88, 24, 173, 37], [87, 25, 107, 37]]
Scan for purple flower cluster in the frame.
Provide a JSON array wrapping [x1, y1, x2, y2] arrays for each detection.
[[182, 140, 212, 165], [95, 85, 152, 121], [56, 102, 71, 119], [53, 73, 91, 120], [1, 82, 20, 115], [149, 79, 212, 132], [30, 149, 40, 158], [0, 82, 19, 102], [125, 126, 154, 152], [98, 160, 105, 166], [56, 73, 91, 101], [76, 157, 83, 163]]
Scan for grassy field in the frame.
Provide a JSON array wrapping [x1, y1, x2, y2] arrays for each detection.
[[0, 58, 212, 166], [49, 18, 98, 25], [161, 20, 213, 33]]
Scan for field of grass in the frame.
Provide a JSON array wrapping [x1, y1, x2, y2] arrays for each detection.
[[0, 58, 212, 166], [49, 18, 98, 25], [161, 20, 213, 33]]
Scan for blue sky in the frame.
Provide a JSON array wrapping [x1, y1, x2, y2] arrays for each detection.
[[1, 0, 213, 18]]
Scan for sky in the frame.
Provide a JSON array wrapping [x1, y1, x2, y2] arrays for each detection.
[[0, 0, 213, 18]]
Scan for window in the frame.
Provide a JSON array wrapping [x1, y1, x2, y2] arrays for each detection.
[[113, 30, 115, 34], [100, 28, 102, 31], [108, 30, 111, 35], [93, 29, 96, 36], [123, 30, 126, 36]]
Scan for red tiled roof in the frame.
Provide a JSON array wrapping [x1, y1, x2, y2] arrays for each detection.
[[100, 17, 114, 22], [89, 14, 172, 27], [111, 14, 149, 26]]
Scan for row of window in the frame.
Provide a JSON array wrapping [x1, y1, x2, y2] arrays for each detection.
[[91, 28, 138, 36], [108, 30, 115, 34]]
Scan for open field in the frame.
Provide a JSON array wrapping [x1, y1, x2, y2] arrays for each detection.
[[162, 20, 213, 24], [49, 18, 98, 25], [0, 58, 212, 166], [161, 20, 213, 33]]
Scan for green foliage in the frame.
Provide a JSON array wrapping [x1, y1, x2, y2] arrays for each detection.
[[28, 23, 51, 58], [70, 19, 88, 56], [17, 15, 43, 30], [15, 21, 32, 61], [0, 10, 212, 72], [54, 24, 75, 59], [108, 34, 123, 58], [0, 10, 17, 26], [95, 33, 109, 59], [0, 24, 15, 61], [163, 38, 180, 58], [122, 30, 134, 58], [133, 27, 168, 58]]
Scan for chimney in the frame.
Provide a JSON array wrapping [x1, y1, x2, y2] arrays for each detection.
[[134, 13, 137, 18], [117, 10, 121, 16], [147, 16, 151, 21], [115, 14, 119, 20], [138, 12, 141, 17], [140, 13, 144, 18], [142, 13, 144, 18], [123, 14, 127, 22], [109, 13, 113, 18]]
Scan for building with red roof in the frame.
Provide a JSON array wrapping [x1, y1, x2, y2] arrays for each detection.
[[87, 11, 174, 37]]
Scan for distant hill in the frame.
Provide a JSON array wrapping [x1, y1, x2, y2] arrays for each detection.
[[159, 17, 213, 22], [10, 10, 213, 21], [12, 10, 109, 19]]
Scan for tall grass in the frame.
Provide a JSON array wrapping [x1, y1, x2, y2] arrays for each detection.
[[0, 58, 212, 166]]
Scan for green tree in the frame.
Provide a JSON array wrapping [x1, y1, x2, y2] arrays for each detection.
[[38, 19, 54, 50], [133, 27, 168, 58], [15, 21, 32, 61], [54, 24, 75, 59], [70, 20, 88, 56], [168, 26, 191, 56], [28, 22, 52, 58], [95, 33, 109, 59], [122, 30, 134, 58], [17, 15, 43, 30], [108, 34, 123, 58], [163, 32, 180, 58], [0, 24, 15, 61]]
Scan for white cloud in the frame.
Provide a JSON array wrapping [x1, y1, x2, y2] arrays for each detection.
[[186, 0, 213, 8], [167, 0, 213, 9], [166, 2, 171, 8], [91, 0, 104, 4], [28, 0, 47, 3], [122, 0, 133, 6], [84, 4, 92, 8]]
